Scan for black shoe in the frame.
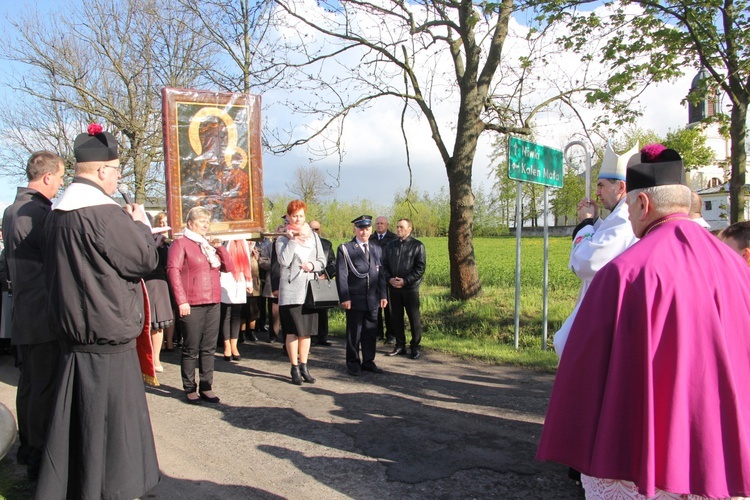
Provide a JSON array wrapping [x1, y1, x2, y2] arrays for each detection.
[[385, 337, 396, 345], [410, 349, 421, 359], [315, 340, 332, 346], [199, 391, 221, 403], [362, 363, 383, 374], [299, 363, 316, 383], [347, 368, 361, 376], [232, 354, 241, 361], [256, 326, 269, 333], [223, 354, 231, 361], [291, 365, 303, 385], [185, 392, 201, 405], [387, 346, 406, 356], [247, 332, 258, 342]]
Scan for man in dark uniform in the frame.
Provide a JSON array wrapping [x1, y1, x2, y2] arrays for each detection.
[[1, 151, 65, 480], [37, 124, 160, 499], [309, 220, 336, 346], [337, 215, 387, 376], [383, 218, 427, 359], [369, 215, 398, 344]]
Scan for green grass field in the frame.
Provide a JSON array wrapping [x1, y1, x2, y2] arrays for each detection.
[[328, 236, 579, 372]]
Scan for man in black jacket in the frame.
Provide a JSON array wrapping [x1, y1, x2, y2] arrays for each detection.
[[37, 125, 160, 500], [369, 216, 398, 344], [1, 151, 65, 479], [383, 218, 427, 359], [309, 220, 336, 346]]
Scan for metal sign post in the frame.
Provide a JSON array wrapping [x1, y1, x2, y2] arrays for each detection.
[[514, 180, 522, 351], [542, 187, 549, 350], [508, 136, 563, 350]]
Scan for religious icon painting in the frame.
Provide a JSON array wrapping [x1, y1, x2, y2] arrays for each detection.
[[162, 88, 264, 238]]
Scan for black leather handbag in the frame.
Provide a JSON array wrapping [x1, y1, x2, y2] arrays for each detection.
[[304, 271, 339, 309], [303, 234, 339, 309]]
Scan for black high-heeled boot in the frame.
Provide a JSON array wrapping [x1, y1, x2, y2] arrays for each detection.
[[299, 363, 316, 384], [290, 365, 303, 385]]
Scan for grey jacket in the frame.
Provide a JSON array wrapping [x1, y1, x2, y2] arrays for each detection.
[[276, 234, 325, 306]]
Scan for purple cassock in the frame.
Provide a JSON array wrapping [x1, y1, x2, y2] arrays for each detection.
[[537, 215, 750, 498]]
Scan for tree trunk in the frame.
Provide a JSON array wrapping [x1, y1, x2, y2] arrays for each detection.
[[729, 99, 748, 223], [447, 93, 483, 299], [447, 156, 481, 299]]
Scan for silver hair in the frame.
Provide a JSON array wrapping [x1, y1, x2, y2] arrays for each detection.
[[185, 206, 212, 223], [627, 185, 692, 214]]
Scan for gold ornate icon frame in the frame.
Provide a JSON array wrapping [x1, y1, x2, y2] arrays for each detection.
[[162, 88, 264, 238]]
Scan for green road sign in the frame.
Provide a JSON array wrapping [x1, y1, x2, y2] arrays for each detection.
[[508, 136, 563, 188]]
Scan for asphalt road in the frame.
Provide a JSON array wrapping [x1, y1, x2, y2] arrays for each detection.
[[0, 335, 584, 499]]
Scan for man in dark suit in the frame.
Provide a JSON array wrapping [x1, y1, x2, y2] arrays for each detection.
[[309, 220, 336, 346], [2, 151, 65, 479], [369, 216, 398, 344], [337, 215, 388, 376]]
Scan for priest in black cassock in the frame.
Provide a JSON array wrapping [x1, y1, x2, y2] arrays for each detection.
[[36, 124, 160, 500]]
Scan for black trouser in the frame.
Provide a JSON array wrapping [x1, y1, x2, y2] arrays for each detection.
[[376, 304, 393, 340], [220, 303, 243, 341], [388, 287, 422, 349], [317, 309, 329, 342], [257, 296, 267, 329], [16, 341, 60, 473], [179, 303, 220, 393], [345, 308, 378, 372]]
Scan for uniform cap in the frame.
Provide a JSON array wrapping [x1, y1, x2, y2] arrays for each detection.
[[351, 215, 373, 228]]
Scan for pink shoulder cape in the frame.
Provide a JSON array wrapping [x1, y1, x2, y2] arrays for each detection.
[[537, 218, 750, 498]]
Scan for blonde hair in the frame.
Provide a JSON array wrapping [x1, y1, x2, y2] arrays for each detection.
[[185, 206, 212, 224]]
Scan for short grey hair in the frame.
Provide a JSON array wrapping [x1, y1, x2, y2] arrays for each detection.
[[185, 206, 212, 223], [627, 185, 691, 214]]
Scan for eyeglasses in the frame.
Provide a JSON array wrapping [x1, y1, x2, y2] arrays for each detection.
[[101, 164, 122, 174], [310, 227, 321, 232]]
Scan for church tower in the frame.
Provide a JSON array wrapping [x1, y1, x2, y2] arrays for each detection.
[[688, 68, 720, 125], [686, 68, 729, 190]]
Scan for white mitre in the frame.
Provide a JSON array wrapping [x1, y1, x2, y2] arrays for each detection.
[[599, 142, 640, 181]]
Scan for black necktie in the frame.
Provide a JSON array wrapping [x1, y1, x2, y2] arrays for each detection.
[[363, 243, 369, 261]]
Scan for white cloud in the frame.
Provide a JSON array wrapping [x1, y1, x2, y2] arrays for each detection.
[[259, 0, 700, 205]]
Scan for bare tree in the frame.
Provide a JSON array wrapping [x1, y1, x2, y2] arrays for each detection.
[[1, 0, 217, 202], [264, 0, 642, 299], [177, 0, 282, 95], [285, 165, 334, 204]]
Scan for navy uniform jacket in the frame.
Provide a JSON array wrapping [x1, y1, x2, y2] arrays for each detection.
[[336, 238, 386, 312]]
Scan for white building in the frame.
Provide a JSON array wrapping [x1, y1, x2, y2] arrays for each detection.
[[686, 69, 749, 230]]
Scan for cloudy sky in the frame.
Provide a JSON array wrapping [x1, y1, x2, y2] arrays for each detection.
[[0, 0, 698, 215]]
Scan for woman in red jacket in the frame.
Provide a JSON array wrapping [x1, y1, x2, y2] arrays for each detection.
[[167, 206, 233, 404]]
